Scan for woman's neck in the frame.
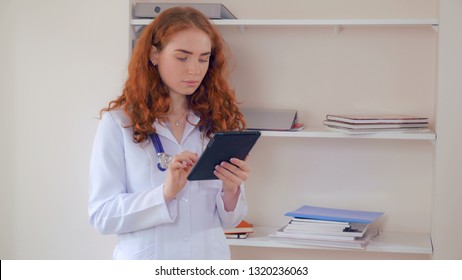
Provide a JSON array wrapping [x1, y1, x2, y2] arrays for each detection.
[[166, 96, 189, 143], [168, 95, 188, 116]]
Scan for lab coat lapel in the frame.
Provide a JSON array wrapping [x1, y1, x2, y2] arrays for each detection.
[[153, 122, 175, 143], [182, 113, 200, 143]]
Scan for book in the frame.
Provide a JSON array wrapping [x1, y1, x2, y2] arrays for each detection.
[[224, 220, 254, 234], [225, 232, 249, 239], [290, 217, 351, 226], [325, 114, 429, 124], [284, 221, 369, 237], [323, 120, 428, 129], [285, 205, 384, 224], [287, 221, 351, 231], [324, 125, 431, 135], [276, 227, 362, 241], [269, 228, 379, 249], [286, 219, 352, 231]]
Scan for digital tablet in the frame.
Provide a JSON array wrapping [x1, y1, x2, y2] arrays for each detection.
[[187, 131, 261, 181]]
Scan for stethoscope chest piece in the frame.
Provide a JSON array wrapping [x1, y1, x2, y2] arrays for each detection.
[[157, 152, 173, 171], [149, 133, 173, 172]]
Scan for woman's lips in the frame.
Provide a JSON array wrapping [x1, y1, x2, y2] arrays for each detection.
[[184, 80, 199, 87]]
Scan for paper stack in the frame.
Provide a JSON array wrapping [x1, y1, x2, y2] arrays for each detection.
[[269, 205, 384, 249], [323, 114, 429, 134]]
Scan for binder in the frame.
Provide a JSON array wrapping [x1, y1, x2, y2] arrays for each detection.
[[285, 205, 384, 224], [133, 3, 236, 19], [241, 108, 299, 131]]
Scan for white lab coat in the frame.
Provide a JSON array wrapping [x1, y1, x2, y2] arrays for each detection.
[[88, 109, 247, 259]]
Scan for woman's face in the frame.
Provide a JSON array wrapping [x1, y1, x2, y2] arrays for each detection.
[[151, 28, 212, 98]]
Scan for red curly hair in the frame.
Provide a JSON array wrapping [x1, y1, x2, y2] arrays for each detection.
[[101, 6, 246, 143]]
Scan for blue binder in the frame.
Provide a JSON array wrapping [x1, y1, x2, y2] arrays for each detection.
[[285, 205, 384, 224]]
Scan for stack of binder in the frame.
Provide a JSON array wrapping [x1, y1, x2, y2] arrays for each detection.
[[323, 114, 429, 134], [269, 205, 384, 249]]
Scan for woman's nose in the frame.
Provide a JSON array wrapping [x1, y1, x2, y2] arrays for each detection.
[[187, 61, 200, 75]]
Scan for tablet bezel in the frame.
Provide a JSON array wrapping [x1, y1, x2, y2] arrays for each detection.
[[187, 131, 261, 181]]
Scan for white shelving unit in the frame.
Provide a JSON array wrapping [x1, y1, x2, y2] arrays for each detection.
[[130, 18, 438, 141], [130, 9, 438, 258]]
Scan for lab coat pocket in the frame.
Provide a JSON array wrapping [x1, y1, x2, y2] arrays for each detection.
[[197, 180, 222, 196], [122, 243, 157, 260], [195, 181, 222, 216]]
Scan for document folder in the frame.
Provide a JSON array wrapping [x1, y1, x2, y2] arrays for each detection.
[[133, 3, 236, 19], [241, 108, 299, 131]]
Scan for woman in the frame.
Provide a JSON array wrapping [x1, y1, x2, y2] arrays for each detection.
[[88, 7, 249, 259]]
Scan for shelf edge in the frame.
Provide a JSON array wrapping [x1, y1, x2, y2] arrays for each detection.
[[258, 127, 436, 141], [131, 18, 439, 27], [228, 227, 433, 255]]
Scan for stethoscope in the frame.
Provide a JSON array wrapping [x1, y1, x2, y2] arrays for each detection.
[[149, 133, 173, 171]]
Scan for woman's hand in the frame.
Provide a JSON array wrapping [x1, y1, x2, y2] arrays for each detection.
[[163, 151, 198, 202], [214, 157, 250, 211]]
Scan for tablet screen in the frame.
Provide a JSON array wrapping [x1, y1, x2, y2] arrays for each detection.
[[187, 131, 261, 181]]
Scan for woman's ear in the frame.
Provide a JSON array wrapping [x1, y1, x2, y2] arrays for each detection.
[[150, 46, 159, 66]]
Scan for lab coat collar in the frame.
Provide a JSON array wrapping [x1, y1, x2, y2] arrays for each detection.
[[153, 112, 201, 145]]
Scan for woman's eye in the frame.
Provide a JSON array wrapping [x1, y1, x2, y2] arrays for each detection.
[[176, 57, 187, 61], [199, 56, 210, 63]]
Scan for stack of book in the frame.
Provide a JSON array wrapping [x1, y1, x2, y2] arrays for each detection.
[[269, 205, 384, 249], [224, 220, 254, 239], [323, 114, 429, 134]]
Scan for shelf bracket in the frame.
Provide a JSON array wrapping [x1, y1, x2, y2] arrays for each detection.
[[333, 25, 342, 35], [431, 24, 439, 32]]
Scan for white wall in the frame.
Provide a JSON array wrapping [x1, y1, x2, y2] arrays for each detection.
[[5, 0, 461, 260], [0, 0, 17, 259], [1, 0, 130, 259], [433, 0, 462, 259]]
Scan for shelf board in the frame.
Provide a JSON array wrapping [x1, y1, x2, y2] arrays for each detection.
[[131, 18, 438, 28], [258, 125, 436, 141], [228, 226, 433, 255]]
